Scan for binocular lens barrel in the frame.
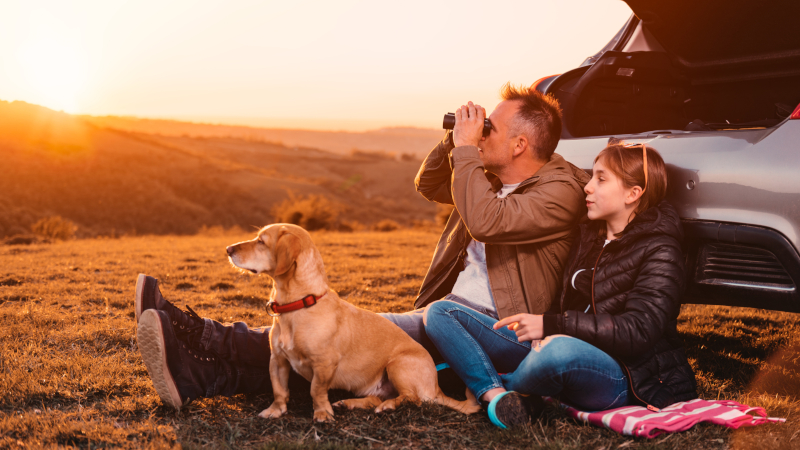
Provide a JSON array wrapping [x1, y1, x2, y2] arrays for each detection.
[[442, 113, 492, 137]]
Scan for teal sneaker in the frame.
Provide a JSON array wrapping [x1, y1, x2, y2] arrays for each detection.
[[486, 391, 539, 429]]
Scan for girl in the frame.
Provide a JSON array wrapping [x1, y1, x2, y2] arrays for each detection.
[[424, 144, 697, 428]]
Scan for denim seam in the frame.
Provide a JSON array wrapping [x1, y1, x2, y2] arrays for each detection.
[[538, 366, 627, 409], [445, 307, 531, 350], [441, 309, 503, 400], [555, 366, 627, 382], [600, 389, 629, 410]]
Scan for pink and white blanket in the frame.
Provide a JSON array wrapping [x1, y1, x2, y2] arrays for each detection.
[[544, 397, 785, 438]]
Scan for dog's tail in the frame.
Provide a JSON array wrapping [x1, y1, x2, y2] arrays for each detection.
[[433, 388, 482, 415]]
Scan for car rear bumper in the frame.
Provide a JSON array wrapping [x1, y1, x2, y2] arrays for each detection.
[[683, 220, 800, 312]]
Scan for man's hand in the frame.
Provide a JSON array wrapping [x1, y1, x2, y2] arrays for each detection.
[[494, 314, 544, 342], [453, 101, 486, 148]]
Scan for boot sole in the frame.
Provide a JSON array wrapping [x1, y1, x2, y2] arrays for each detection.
[[135, 273, 146, 323], [137, 309, 183, 409], [488, 391, 531, 429]]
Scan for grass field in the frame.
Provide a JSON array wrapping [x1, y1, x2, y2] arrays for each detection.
[[1, 230, 799, 449]]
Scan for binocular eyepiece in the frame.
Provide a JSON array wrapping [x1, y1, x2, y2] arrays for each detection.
[[443, 113, 492, 137]]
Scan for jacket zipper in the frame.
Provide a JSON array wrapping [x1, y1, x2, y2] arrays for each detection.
[[619, 362, 661, 412], [589, 244, 661, 412], [589, 246, 604, 314], [557, 229, 587, 310]]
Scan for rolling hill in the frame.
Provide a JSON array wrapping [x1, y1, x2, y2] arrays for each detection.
[[0, 100, 443, 238], [81, 115, 445, 159]]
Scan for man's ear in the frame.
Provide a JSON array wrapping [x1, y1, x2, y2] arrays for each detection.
[[274, 230, 301, 275], [513, 135, 529, 157]]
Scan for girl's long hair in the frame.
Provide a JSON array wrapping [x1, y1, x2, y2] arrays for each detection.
[[594, 144, 668, 236]]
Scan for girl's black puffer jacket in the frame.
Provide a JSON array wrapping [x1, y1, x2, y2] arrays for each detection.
[[542, 200, 697, 409]]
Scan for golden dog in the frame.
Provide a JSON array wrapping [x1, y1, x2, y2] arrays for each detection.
[[226, 223, 480, 422]]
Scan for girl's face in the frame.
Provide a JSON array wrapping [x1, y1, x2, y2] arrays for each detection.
[[584, 158, 638, 224]]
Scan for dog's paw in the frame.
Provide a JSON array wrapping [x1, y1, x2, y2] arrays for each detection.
[[332, 399, 360, 410], [374, 399, 396, 414], [258, 406, 285, 419], [313, 409, 335, 423]]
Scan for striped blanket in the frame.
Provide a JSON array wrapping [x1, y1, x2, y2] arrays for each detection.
[[545, 397, 785, 438]]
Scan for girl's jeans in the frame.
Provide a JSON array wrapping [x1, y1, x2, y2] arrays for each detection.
[[424, 299, 629, 411]]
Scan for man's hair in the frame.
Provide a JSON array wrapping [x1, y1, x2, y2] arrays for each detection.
[[500, 82, 562, 161]]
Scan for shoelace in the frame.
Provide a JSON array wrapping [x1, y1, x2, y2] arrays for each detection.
[[169, 304, 210, 356]]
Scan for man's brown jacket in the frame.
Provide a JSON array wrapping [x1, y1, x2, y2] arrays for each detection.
[[413, 131, 590, 318]]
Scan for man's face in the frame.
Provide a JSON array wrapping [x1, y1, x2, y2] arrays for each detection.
[[477, 100, 521, 174]]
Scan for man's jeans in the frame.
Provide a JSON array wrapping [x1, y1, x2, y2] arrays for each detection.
[[424, 300, 629, 411], [195, 294, 488, 395]]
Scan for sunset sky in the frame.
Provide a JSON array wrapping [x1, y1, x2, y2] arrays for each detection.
[[0, 0, 631, 131]]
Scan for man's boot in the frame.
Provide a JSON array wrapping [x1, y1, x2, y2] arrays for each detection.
[[137, 308, 226, 408], [135, 275, 276, 408], [135, 274, 203, 325]]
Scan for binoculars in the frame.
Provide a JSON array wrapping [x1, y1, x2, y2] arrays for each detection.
[[442, 113, 492, 137]]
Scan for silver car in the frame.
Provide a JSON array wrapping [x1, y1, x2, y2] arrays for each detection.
[[536, 1, 800, 312]]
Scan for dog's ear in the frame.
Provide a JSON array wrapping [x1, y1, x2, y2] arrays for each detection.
[[274, 230, 301, 275]]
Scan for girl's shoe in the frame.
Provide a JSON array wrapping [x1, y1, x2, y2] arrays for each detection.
[[486, 391, 542, 429]]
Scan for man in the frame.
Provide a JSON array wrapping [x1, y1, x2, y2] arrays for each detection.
[[135, 83, 589, 416]]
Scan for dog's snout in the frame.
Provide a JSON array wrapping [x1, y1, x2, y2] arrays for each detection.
[[226, 246, 235, 256]]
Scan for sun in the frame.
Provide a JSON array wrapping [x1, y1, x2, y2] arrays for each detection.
[[19, 37, 87, 113]]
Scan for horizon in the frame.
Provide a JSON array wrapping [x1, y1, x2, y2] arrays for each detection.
[[2, 98, 438, 133], [0, 0, 632, 132]]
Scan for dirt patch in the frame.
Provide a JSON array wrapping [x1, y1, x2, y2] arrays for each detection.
[[221, 294, 268, 306], [210, 282, 235, 291], [356, 253, 382, 259], [0, 277, 23, 286]]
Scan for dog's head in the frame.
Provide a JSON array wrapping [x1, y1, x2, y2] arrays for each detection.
[[226, 223, 317, 278]]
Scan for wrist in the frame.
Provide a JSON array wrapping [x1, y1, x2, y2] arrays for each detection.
[[453, 137, 480, 148], [542, 313, 562, 336], [450, 145, 481, 162]]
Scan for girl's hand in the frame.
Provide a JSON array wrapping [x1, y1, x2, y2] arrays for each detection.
[[494, 314, 544, 342]]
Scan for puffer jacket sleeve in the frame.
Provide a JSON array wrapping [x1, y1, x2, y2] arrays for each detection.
[[414, 130, 456, 205], [555, 237, 685, 358]]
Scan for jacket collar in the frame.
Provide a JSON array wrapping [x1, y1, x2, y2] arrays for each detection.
[[485, 153, 589, 194], [578, 200, 683, 248]]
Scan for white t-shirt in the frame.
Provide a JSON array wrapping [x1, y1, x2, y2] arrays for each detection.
[[450, 182, 521, 317]]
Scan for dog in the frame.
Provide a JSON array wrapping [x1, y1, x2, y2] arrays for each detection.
[[226, 223, 481, 422]]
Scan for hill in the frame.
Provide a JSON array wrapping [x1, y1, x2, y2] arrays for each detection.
[[0, 101, 442, 238], [81, 115, 445, 159]]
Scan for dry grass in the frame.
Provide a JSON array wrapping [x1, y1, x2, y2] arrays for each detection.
[[1, 230, 799, 449]]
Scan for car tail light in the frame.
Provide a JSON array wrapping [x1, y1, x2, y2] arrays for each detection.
[[791, 102, 800, 120]]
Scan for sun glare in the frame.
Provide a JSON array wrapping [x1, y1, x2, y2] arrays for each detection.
[[19, 38, 86, 113]]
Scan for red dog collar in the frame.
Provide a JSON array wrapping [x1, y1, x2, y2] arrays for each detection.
[[266, 293, 324, 317]]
